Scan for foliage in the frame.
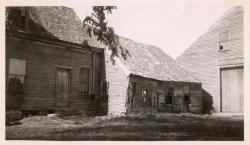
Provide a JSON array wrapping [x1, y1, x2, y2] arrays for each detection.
[[6, 7, 21, 31], [83, 6, 130, 64]]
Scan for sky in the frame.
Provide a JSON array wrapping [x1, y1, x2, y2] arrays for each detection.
[[71, 0, 239, 59]]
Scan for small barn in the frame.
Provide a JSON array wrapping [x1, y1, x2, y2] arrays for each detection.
[[177, 6, 244, 113]]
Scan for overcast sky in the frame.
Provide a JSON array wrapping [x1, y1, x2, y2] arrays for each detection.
[[71, 0, 239, 59]]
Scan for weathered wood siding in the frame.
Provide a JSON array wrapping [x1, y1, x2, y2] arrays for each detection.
[[127, 75, 202, 114], [6, 33, 105, 114], [177, 6, 243, 112]]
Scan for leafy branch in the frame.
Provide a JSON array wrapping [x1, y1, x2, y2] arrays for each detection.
[[83, 6, 130, 64]]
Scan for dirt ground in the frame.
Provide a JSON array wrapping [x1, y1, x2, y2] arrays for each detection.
[[6, 113, 244, 141]]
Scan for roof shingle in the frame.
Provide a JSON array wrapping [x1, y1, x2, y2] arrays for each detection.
[[26, 6, 200, 83]]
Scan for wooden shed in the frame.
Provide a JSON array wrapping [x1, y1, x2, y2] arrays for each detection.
[[106, 37, 203, 114]]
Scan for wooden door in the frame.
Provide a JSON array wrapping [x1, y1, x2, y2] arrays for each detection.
[[55, 68, 70, 110], [221, 67, 243, 112]]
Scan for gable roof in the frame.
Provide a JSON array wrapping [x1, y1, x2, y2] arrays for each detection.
[[25, 6, 199, 83], [177, 6, 243, 59], [28, 6, 104, 48]]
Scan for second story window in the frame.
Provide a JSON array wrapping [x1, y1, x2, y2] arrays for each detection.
[[219, 31, 230, 51]]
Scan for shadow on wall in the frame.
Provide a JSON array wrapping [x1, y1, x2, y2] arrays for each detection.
[[202, 89, 215, 114], [97, 51, 108, 116]]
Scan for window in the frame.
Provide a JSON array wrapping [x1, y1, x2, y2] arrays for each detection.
[[142, 90, 147, 103], [166, 87, 174, 104], [142, 90, 151, 105], [8, 58, 26, 94], [219, 31, 230, 51], [79, 67, 90, 95], [183, 86, 190, 103]]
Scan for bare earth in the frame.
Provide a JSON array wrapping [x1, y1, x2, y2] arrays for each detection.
[[6, 113, 243, 141]]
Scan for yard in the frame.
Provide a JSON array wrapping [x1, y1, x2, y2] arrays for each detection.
[[6, 113, 243, 141]]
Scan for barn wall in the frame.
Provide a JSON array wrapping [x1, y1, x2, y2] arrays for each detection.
[[104, 51, 129, 115], [127, 75, 202, 114], [177, 6, 243, 112], [6, 33, 105, 114]]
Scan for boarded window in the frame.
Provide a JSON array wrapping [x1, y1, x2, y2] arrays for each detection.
[[56, 68, 70, 100], [79, 67, 90, 95], [159, 94, 165, 104], [8, 58, 26, 94], [219, 31, 230, 51], [166, 87, 174, 104]]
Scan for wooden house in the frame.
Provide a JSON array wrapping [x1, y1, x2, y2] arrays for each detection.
[[6, 7, 107, 115], [177, 6, 244, 113]]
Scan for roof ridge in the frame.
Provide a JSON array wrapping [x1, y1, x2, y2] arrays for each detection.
[[177, 6, 243, 60]]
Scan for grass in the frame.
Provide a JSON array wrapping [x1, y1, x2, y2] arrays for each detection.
[[6, 113, 244, 141]]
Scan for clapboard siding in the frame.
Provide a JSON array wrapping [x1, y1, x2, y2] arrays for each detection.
[[105, 51, 129, 115], [6, 32, 105, 113], [177, 6, 243, 112]]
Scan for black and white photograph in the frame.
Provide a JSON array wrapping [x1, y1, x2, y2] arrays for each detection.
[[3, 0, 247, 142]]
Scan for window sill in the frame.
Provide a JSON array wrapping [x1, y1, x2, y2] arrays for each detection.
[[218, 49, 230, 52]]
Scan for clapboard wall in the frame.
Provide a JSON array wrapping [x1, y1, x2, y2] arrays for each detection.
[[6, 32, 106, 114], [176, 6, 243, 112]]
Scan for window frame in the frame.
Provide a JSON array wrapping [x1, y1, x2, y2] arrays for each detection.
[[142, 89, 151, 105], [219, 30, 230, 51], [7, 58, 27, 95]]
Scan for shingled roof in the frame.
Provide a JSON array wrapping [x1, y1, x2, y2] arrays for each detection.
[[118, 37, 200, 82], [28, 6, 104, 48], [25, 6, 199, 83]]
